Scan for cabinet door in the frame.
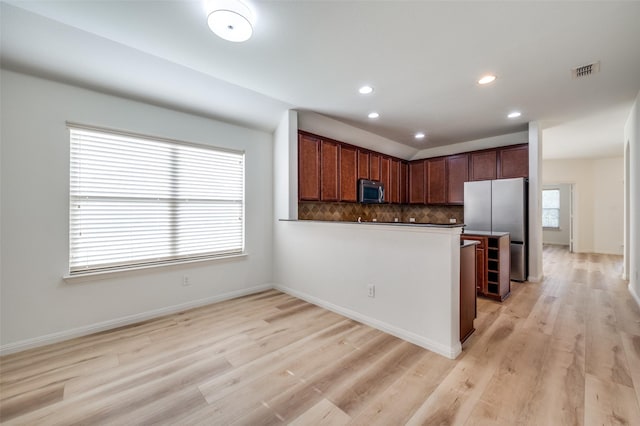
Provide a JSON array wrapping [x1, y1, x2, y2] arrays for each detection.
[[427, 157, 447, 204], [447, 153, 469, 204], [400, 162, 408, 204], [370, 153, 381, 181], [390, 159, 400, 204], [408, 161, 425, 204], [461, 236, 487, 294], [320, 140, 339, 201], [460, 244, 477, 343], [380, 156, 391, 202], [498, 144, 529, 179], [339, 145, 358, 202], [298, 134, 320, 201], [357, 149, 370, 180], [469, 150, 497, 181]]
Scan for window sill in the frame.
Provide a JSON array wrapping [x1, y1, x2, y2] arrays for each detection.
[[63, 253, 248, 283], [543, 227, 562, 231]]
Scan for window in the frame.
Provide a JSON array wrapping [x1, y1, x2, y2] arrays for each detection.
[[542, 189, 560, 229], [69, 125, 244, 274]]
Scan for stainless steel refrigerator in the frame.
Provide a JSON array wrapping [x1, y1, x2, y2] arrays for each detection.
[[464, 178, 528, 281]]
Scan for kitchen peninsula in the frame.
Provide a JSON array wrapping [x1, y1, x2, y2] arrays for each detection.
[[274, 219, 466, 359], [271, 128, 529, 359]]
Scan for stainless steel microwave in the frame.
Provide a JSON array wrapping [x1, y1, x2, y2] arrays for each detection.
[[358, 179, 385, 203]]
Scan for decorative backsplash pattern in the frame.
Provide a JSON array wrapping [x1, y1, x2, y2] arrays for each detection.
[[299, 202, 464, 224], [403, 204, 464, 224]]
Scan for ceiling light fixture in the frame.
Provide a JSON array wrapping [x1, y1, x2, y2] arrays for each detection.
[[508, 111, 522, 118], [478, 75, 497, 85], [368, 112, 380, 119], [204, 0, 255, 43], [359, 86, 374, 95], [415, 132, 425, 139]]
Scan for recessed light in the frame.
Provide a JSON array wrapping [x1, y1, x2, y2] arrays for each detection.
[[415, 132, 425, 139], [507, 111, 522, 118], [478, 75, 497, 85], [368, 112, 379, 119], [359, 86, 374, 95]]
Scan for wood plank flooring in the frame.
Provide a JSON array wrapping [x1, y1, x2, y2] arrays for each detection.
[[1, 245, 640, 425]]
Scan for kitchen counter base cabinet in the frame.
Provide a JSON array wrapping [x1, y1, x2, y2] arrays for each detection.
[[461, 233, 511, 301], [460, 242, 477, 343]]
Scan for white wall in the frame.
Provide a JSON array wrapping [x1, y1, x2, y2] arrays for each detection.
[[297, 111, 418, 160], [411, 131, 529, 160], [592, 158, 625, 255], [274, 110, 298, 220], [624, 90, 640, 307], [528, 122, 543, 282], [543, 157, 624, 255], [0, 70, 274, 353], [274, 221, 462, 359], [542, 184, 571, 246]]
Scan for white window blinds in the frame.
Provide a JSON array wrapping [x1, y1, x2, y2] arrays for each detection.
[[69, 126, 244, 274]]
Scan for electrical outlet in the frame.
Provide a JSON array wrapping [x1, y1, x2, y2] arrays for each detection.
[[182, 275, 190, 286], [409, 217, 416, 223], [367, 284, 375, 298], [449, 218, 457, 224]]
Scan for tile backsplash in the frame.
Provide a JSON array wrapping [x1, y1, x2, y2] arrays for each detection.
[[298, 202, 464, 224]]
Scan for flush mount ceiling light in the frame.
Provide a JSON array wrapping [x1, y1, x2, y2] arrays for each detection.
[[478, 74, 497, 85], [359, 85, 374, 95], [415, 132, 426, 139], [508, 111, 522, 118], [204, 0, 255, 42], [368, 112, 380, 119]]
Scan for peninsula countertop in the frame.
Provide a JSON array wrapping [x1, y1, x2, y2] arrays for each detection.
[[279, 219, 465, 229], [461, 229, 510, 237]]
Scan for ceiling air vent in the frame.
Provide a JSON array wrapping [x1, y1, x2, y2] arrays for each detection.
[[571, 61, 600, 79]]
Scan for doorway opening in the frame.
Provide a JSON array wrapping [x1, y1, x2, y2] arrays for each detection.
[[542, 183, 574, 252]]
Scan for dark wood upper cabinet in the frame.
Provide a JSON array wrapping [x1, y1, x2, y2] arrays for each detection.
[[426, 157, 447, 204], [339, 145, 358, 202], [320, 140, 339, 201], [400, 162, 408, 204], [498, 144, 529, 179], [408, 161, 425, 204], [469, 150, 497, 181], [298, 131, 528, 208], [357, 149, 370, 180], [390, 159, 400, 204], [298, 134, 320, 201], [447, 153, 469, 204], [380, 156, 391, 202], [370, 153, 381, 181]]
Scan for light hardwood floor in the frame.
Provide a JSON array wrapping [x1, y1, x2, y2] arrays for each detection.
[[1, 246, 640, 425]]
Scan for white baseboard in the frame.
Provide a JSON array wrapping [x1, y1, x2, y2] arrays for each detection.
[[274, 284, 461, 360], [0, 284, 273, 356], [527, 274, 543, 283], [629, 284, 640, 310]]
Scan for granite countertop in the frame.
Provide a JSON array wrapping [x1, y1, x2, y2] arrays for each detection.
[[462, 230, 510, 237], [279, 219, 465, 228], [461, 240, 480, 248]]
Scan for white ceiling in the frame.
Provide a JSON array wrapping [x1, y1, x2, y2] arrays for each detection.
[[2, 0, 639, 159]]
